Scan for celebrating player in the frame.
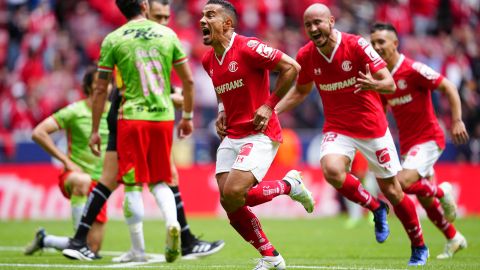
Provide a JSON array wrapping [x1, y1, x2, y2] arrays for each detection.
[[62, 0, 194, 263], [370, 22, 469, 259], [276, 4, 428, 265], [111, 0, 224, 262], [200, 1, 315, 269], [25, 67, 109, 257]]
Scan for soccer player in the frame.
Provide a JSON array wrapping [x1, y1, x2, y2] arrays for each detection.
[[112, 0, 224, 262], [275, 4, 428, 265], [62, 0, 194, 263], [25, 67, 109, 257], [200, 1, 315, 269], [370, 22, 469, 259]]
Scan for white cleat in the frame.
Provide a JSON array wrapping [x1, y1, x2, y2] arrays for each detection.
[[112, 249, 148, 263], [165, 222, 181, 263], [283, 170, 315, 213], [439, 182, 457, 223], [437, 232, 467, 259], [253, 254, 286, 270]]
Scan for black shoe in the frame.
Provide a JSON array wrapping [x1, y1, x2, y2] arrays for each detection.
[[62, 239, 95, 261], [24, 228, 46, 255], [182, 238, 225, 259], [94, 253, 102, 260]]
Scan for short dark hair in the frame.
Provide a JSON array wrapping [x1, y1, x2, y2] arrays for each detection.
[[149, 0, 169, 5], [116, 0, 146, 19], [370, 22, 398, 38], [206, 0, 238, 26], [83, 66, 97, 96]]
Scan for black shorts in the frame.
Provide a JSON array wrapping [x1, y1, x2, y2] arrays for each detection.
[[106, 88, 121, 151]]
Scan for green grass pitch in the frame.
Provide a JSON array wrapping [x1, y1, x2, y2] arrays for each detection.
[[0, 216, 479, 269]]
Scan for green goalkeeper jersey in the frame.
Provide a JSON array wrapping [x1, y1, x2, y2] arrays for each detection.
[[98, 19, 187, 121], [53, 100, 110, 180]]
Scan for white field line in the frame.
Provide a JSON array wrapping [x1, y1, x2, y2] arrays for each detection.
[[0, 246, 407, 270]]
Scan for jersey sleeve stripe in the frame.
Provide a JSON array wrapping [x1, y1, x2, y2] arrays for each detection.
[[173, 57, 188, 66], [98, 66, 114, 72]]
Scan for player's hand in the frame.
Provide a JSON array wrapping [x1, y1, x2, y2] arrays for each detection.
[[215, 111, 227, 140], [451, 120, 469, 144], [64, 159, 82, 172], [89, 132, 102, 157], [177, 118, 193, 139], [355, 64, 376, 93], [253, 104, 272, 132]]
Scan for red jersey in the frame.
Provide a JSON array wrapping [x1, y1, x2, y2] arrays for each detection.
[[296, 30, 388, 139], [202, 33, 283, 142], [381, 54, 445, 155]]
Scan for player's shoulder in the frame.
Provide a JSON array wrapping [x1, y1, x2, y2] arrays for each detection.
[[341, 31, 367, 49], [410, 59, 441, 80], [235, 34, 262, 51], [297, 41, 315, 59]]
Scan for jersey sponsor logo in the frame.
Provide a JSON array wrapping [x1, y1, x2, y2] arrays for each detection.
[[363, 45, 383, 67], [135, 106, 168, 113], [318, 77, 356, 91], [397, 79, 407, 90], [228, 61, 239, 72], [255, 43, 276, 60], [375, 148, 391, 164], [214, 79, 244, 94], [387, 94, 412, 106], [123, 27, 163, 40], [412, 62, 440, 81], [247, 39, 259, 48], [314, 68, 322, 75], [342, 60, 352, 72]]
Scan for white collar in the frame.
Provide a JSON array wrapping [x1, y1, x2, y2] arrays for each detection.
[[215, 32, 237, 65], [390, 54, 405, 76], [316, 30, 341, 63]]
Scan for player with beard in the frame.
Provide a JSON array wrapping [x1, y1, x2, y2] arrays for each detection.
[[200, 1, 315, 269], [370, 22, 469, 259], [276, 4, 428, 266]]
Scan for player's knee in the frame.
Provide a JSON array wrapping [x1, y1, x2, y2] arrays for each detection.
[[71, 174, 91, 196], [222, 185, 247, 209], [322, 164, 345, 185], [380, 182, 403, 203]]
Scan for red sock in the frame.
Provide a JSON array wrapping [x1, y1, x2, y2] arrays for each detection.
[[336, 173, 380, 211], [227, 206, 276, 256], [404, 178, 444, 198], [393, 195, 425, 247], [424, 199, 456, 239], [246, 180, 291, 207]]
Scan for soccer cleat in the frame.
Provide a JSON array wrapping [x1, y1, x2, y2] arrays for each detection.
[[408, 245, 429, 266], [165, 222, 181, 263], [372, 200, 390, 243], [437, 232, 467, 259], [112, 249, 148, 263], [253, 254, 286, 270], [62, 239, 95, 261], [24, 228, 46, 255], [282, 170, 315, 213], [438, 182, 457, 223], [182, 238, 225, 259]]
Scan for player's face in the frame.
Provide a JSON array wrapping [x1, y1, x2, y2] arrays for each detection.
[[150, 1, 170, 26], [370, 30, 398, 62], [303, 12, 334, 48], [199, 4, 226, 45]]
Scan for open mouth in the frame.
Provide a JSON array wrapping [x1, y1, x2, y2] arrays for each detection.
[[202, 28, 211, 37], [311, 32, 322, 40]]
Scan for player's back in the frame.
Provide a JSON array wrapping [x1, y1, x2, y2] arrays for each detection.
[[99, 20, 186, 122], [53, 100, 110, 180]]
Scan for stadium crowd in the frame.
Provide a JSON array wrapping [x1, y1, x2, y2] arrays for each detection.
[[1, 0, 479, 162]]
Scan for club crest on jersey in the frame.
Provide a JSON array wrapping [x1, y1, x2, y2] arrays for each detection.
[[342, 61, 352, 72], [228, 61, 238, 72], [314, 68, 322, 75], [397, 79, 407, 90], [375, 148, 391, 164]]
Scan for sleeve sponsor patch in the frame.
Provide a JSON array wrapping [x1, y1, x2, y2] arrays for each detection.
[[255, 43, 277, 60], [363, 45, 383, 67], [412, 62, 440, 81]]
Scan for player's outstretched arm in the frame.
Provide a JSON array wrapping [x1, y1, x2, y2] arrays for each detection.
[[438, 78, 469, 144], [90, 71, 111, 156], [253, 54, 301, 132], [173, 62, 194, 138], [275, 82, 314, 114], [355, 65, 396, 94], [32, 117, 81, 172]]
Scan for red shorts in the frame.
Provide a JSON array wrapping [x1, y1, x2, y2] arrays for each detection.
[[117, 119, 174, 185], [58, 171, 108, 223], [351, 151, 369, 179]]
